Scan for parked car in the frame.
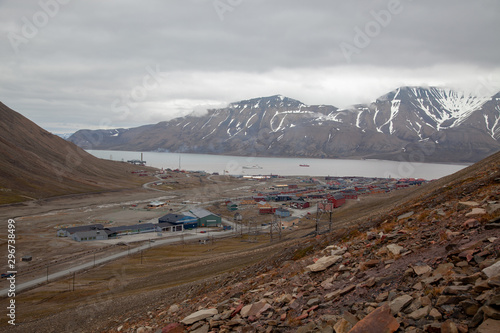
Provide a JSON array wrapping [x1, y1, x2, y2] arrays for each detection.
[[1, 273, 14, 278]]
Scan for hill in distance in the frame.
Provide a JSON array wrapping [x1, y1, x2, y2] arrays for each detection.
[[69, 87, 500, 163], [0, 102, 154, 204]]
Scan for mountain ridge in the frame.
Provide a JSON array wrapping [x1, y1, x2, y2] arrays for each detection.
[[68, 86, 500, 163]]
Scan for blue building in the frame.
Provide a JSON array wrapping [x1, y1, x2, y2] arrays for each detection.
[[159, 213, 198, 229]]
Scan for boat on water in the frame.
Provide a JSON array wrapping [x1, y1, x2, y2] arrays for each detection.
[[243, 165, 263, 169], [299, 164, 310, 167]]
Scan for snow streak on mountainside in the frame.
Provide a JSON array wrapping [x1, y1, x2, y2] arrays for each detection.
[[68, 88, 500, 163]]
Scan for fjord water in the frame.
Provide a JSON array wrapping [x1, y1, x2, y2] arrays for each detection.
[[87, 150, 468, 180]]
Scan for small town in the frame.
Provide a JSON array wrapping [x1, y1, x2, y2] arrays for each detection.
[[55, 169, 427, 244]]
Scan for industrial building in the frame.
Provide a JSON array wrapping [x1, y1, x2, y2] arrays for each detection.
[[158, 213, 198, 230], [57, 224, 104, 237], [72, 229, 112, 242], [189, 208, 221, 227], [107, 223, 159, 236]]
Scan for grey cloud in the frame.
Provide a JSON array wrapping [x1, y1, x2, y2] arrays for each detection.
[[0, 0, 499, 133]]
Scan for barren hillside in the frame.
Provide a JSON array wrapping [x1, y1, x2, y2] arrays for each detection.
[[0, 102, 154, 204], [6, 151, 499, 333]]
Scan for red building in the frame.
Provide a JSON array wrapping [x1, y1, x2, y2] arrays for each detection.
[[328, 193, 346, 208], [290, 200, 310, 209]]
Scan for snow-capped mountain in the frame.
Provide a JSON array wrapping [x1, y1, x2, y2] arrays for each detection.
[[68, 88, 500, 163]]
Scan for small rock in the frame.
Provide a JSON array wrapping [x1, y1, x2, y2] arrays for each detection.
[[181, 308, 218, 325], [413, 264, 432, 276], [460, 299, 480, 316], [397, 211, 414, 220], [360, 259, 379, 270], [436, 295, 467, 306], [190, 324, 209, 333], [389, 294, 413, 314], [136, 327, 151, 333], [429, 308, 443, 320], [348, 304, 399, 333], [325, 284, 356, 299], [387, 244, 404, 255], [477, 319, 500, 333], [325, 245, 348, 256], [434, 263, 454, 275], [307, 255, 342, 272], [421, 273, 443, 285], [333, 318, 352, 333], [482, 261, 500, 278], [486, 202, 500, 215], [458, 201, 480, 209], [376, 291, 389, 303], [485, 223, 500, 230], [466, 208, 486, 216], [441, 320, 458, 333], [443, 285, 472, 295], [407, 306, 430, 320], [483, 305, 500, 320], [168, 304, 180, 314], [161, 323, 185, 333], [463, 218, 480, 229], [342, 311, 359, 327], [307, 298, 321, 307], [241, 300, 270, 318]]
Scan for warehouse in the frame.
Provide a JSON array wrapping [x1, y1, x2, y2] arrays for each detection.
[[107, 223, 158, 236], [57, 224, 104, 237], [189, 208, 221, 227], [275, 208, 291, 217], [72, 229, 111, 242]]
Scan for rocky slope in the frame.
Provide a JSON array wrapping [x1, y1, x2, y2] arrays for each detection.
[[68, 88, 500, 163], [85, 151, 500, 333], [0, 102, 153, 204]]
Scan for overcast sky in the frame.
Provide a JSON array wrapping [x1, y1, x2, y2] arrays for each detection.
[[1, 0, 499, 133]]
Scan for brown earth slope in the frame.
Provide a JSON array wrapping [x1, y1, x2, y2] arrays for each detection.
[[112, 151, 499, 332], [6, 151, 499, 333], [0, 102, 153, 204]]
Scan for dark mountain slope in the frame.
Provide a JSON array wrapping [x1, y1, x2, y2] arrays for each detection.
[[0, 102, 153, 204]]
